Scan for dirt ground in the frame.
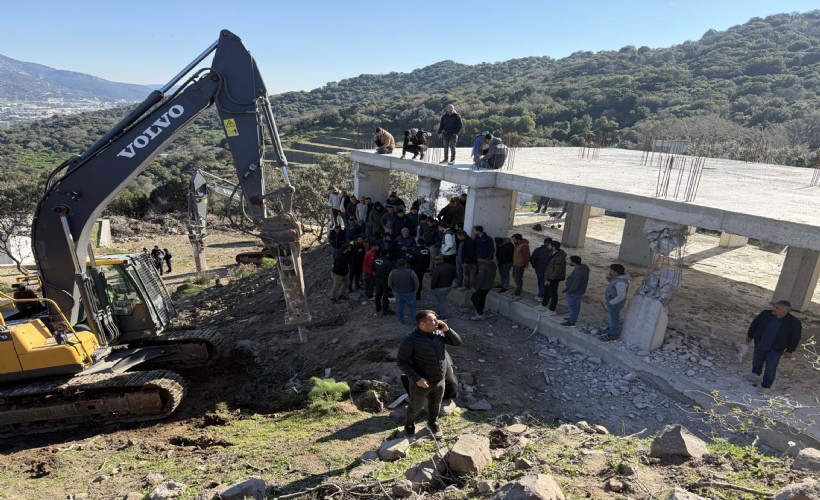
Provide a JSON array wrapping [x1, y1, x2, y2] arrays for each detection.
[[0, 212, 817, 498]]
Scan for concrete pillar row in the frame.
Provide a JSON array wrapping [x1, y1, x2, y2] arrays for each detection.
[[774, 247, 820, 311], [618, 214, 652, 267], [561, 202, 591, 248], [463, 187, 516, 242], [353, 161, 391, 202], [719, 232, 748, 248]]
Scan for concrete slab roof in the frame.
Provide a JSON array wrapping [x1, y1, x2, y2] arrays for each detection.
[[351, 147, 820, 251]]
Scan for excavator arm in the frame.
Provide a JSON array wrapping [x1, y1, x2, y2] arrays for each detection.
[[31, 30, 310, 343]]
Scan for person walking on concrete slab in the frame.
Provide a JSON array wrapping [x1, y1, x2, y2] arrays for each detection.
[[745, 300, 802, 393], [397, 310, 462, 437], [562, 256, 589, 327], [437, 104, 462, 165], [601, 264, 630, 341]]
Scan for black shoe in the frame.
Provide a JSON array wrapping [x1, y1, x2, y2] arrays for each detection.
[[599, 335, 618, 342], [428, 422, 442, 437], [339, 295, 349, 300], [498, 287, 507, 293], [493, 284, 504, 289], [404, 425, 416, 437], [560, 321, 576, 327]]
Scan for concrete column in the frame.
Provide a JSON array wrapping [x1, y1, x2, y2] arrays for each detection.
[[353, 161, 390, 202], [464, 188, 515, 240], [417, 176, 441, 202], [561, 203, 591, 248], [719, 232, 748, 248], [95, 219, 111, 247], [774, 247, 820, 311], [618, 214, 652, 268], [508, 191, 519, 229]]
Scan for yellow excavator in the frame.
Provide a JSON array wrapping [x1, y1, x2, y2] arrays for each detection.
[[0, 30, 310, 435]]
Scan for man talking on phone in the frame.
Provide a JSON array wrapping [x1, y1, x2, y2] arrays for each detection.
[[397, 310, 462, 438]]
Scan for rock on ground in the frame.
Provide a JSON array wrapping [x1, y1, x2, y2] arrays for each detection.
[[774, 479, 820, 500], [492, 474, 566, 500], [379, 437, 411, 461], [149, 481, 185, 500], [448, 434, 492, 475], [650, 424, 708, 458], [791, 447, 820, 472], [215, 477, 266, 500]]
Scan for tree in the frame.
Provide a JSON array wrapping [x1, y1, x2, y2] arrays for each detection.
[[290, 155, 353, 243], [0, 173, 44, 274]]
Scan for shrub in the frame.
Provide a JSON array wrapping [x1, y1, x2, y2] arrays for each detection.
[[307, 377, 350, 404]]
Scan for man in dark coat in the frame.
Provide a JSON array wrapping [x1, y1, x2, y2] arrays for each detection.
[[397, 310, 462, 437], [561, 256, 589, 327], [437, 104, 463, 165], [410, 238, 431, 300], [373, 250, 395, 316], [745, 300, 802, 392]]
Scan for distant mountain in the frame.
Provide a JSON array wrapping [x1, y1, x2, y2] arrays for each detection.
[[0, 54, 152, 102]]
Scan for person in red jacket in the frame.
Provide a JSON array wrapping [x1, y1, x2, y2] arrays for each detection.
[[362, 242, 379, 300], [511, 234, 530, 300]]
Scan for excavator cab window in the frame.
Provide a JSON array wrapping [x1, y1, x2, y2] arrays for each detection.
[[100, 264, 142, 317]]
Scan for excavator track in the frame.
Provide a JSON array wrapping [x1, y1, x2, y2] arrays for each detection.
[[0, 370, 184, 437], [128, 326, 226, 367]]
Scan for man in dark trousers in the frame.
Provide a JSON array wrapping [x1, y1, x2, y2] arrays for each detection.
[[162, 248, 173, 273], [745, 300, 802, 393], [437, 104, 463, 165], [529, 237, 553, 302], [537, 241, 567, 315], [373, 250, 395, 316], [330, 245, 351, 303], [410, 238, 431, 300], [430, 257, 455, 320], [397, 310, 462, 438], [561, 255, 589, 327], [150, 246, 165, 276]]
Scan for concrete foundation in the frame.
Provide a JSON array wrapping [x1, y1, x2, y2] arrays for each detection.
[[618, 214, 652, 267], [354, 161, 390, 201], [774, 247, 820, 311], [95, 219, 112, 248], [621, 294, 668, 351], [561, 203, 591, 248], [463, 188, 516, 241], [719, 232, 748, 248]]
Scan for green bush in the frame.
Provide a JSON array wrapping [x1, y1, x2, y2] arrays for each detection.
[[260, 257, 278, 270], [307, 377, 350, 404]]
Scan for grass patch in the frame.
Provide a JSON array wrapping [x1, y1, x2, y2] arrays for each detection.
[[707, 438, 789, 481], [260, 257, 277, 270]]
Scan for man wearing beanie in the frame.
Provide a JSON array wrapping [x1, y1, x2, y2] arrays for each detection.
[[601, 264, 630, 341]]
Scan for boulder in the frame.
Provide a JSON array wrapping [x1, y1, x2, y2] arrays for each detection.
[[379, 437, 411, 461], [215, 477, 266, 500], [650, 425, 708, 458], [791, 447, 820, 472], [492, 474, 565, 499], [354, 390, 384, 412], [150, 481, 185, 500], [448, 434, 492, 475], [392, 479, 415, 498], [774, 479, 820, 500]]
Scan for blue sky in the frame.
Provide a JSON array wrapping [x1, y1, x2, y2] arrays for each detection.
[[1, 0, 817, 94]]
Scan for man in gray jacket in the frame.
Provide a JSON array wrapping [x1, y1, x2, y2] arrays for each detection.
[[397, 310, 462, 437], [601, 264, 630, 341], [561, 256, 589, 327], [388, 259, 420, 325]]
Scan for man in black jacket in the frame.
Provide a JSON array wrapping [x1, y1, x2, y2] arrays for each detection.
[[330, 245, 351, 303], [397, 310, 462, 437], [745, 300, 802, 392], [437, 104, 463, 165], [373, 250, 395, 316]]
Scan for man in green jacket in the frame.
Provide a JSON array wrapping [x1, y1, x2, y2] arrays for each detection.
[[536, 241, 566, 315]]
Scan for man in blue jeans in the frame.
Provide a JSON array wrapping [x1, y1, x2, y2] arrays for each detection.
[[745, 300, 802, 394], [388, 259, 420, 325], [601, 264, 630, 341], [561, 256, 589, 327]]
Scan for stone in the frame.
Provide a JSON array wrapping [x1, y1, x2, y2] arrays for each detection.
[[448, 434, 492, 475], [440, 399, 460, 416], [606, 478, 624, 492], [379, 437, 411, 461], [587, 357, 602, 364], [149, 481, 186, 500], [478, 481, 496, 494], [621, 463, 636, 475], [623, 372, 639, 382], [515, 457, 535, 470], [791, 447, 820, 472], [592, 425, 609, 435], [492, 474, 565, 499], [667, 487, 708, 499], [360, 450, 379, 462], [699, 359, 713, 368], [506, 423, 528, 435], [557, 424, 582, 434], [686, 370, 696, 377], [349, 460, 384, 479], [468, 399, 493, 411], [215, 477, 266, 500], [405, 464, 437, 486], [774, 479, 820, 500], [650, 425, 708, 459], [354, 390, 384, 412], [621, 295, 668, 351], [392, 480, 415, 498], [124, 493, 143, 500], [143, 473, 165, 486]]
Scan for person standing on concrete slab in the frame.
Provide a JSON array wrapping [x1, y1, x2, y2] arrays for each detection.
[[494, 236, 514, 293], [601, 264, 630, 341], [510, 234, 531, 301], [437, 104, 462, 165], [397, 310, 462, 437], [430, 257, 455, 320], [471, 258, 497, 320], [374, 127, 395, 154], [745, 300, 802, 393], [388, 259, 420, 325], [529, 237, 554, 302], [536, 241, 567, 315], [562, 256, 589, 327]]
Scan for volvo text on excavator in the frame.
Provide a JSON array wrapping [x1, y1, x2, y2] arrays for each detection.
[[0, 30, 310, 435]]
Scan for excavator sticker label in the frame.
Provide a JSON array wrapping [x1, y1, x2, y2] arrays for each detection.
[[116, 105, 185, 159], [223, 119, 239, 137]]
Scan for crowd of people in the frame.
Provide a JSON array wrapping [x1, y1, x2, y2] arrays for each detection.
[[325, 187, 636, 341], [143, 245, 173, 276]]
